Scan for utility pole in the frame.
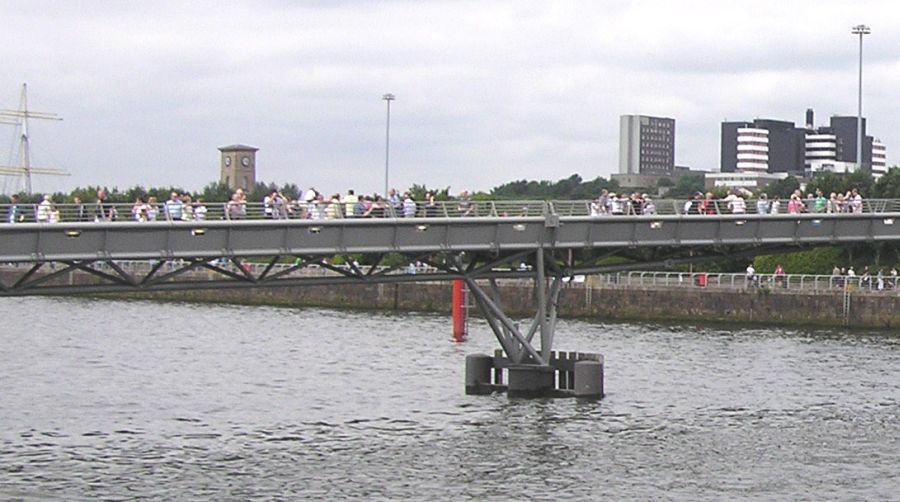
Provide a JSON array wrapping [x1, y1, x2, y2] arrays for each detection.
[[851, 24, 870, 172]]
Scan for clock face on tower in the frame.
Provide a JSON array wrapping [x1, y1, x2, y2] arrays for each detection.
[[241, 156, 250, 167], [224, 156, 232, 166]]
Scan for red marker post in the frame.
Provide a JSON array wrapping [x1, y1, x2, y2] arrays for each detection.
[[451, 280, 467, 342]]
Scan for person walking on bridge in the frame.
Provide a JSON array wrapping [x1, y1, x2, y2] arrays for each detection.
[[457, 191, 475, 217], [94, 190, 115, 222], [342, 189, 358, 218], [755, 193, 769, 215], [165, 192, 183, 221], [7, 194, 24, 223], [700, 192, 717, 215], [36, 195, 54, 223], [72, 196, 87, 222], [402, 192, 417, 217], [725, 191, 746, 214]]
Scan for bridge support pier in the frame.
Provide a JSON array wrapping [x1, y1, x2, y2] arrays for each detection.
[[460, 249, 604, 399], [574, 360, 604, 398], [507, 365, 555, 397], [464, 349, 604, 398], [465, 353, 494, 395]]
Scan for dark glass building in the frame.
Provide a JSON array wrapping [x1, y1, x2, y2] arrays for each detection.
[[720, 111, 884, 176]]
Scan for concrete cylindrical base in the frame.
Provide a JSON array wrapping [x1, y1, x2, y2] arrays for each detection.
[[465, 353, 494, 395], [508, 365, 555, 398], [574, 360, 604, 398]]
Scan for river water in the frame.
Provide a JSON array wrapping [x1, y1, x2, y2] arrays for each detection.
[[0, 297, 898, 500]]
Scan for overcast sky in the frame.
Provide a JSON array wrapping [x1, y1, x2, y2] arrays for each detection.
[[2, 0, 898, 196]]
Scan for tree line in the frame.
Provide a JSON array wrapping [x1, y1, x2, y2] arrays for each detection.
[[3, 167, 899, 205]]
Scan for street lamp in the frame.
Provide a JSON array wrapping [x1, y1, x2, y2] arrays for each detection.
[[382, 93, 395, 196], [851, 24, 870, 172]]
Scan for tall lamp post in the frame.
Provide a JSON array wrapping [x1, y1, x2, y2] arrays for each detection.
[[851, 24, 870, 172], [382, 93, 395, 196]]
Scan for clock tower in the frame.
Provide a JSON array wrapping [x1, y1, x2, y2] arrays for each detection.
[[218, 144, 258, 190]]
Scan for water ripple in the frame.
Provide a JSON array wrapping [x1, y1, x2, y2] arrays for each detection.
[[0, 298, 898, 500]]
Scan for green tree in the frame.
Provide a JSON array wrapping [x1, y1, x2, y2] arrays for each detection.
[[489, 174, 617, 200], [761, 175, 800, 199], [666, 174, 705, 199], [754, 247, 843, 275], [806, 170, 874, 197], [279, 183, 301, 200], [805, 172, 845, 196], [872, 166, 900, 198], [198, 181, 233, 202], [408, 184, 450, 201]]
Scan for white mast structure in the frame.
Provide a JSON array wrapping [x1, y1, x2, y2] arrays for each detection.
[[0, 83, 69, 194]]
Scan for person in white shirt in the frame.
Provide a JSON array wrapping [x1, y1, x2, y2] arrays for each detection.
[[746, 263, 757, 287], [402, 192, 417, 217], [36, 194, 54, 223]]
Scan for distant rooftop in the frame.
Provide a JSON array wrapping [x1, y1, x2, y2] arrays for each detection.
[[218, 144, 259, 151]]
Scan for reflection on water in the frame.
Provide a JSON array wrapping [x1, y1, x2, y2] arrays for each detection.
[[1, 297, 898, 499]]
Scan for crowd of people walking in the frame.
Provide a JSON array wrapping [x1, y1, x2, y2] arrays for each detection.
[[223, 187, 462, 220], [0, 184, 883, 224], [745, 262, 899, 291]]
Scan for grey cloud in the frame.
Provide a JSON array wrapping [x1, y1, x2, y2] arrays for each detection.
[[2, 0, 899, 196]]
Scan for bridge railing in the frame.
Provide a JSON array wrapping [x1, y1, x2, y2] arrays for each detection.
[[2, 198, 900, 224], [588, 271, 899, 293]]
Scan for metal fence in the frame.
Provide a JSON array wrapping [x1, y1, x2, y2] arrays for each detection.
[[3, 198, 900, 224], [585, 271, 900, 294]]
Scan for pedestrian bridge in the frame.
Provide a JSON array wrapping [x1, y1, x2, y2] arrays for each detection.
[[3, 198, 898, 397], [1, 199, 899, 295]]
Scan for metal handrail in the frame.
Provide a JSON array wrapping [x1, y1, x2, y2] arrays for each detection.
[[596, 271, 899, 293], [3, 198, 900, 224]]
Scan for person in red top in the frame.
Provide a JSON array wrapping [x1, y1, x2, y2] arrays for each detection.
[[774, 264, 786, 288], [700, 192, 717, 215]]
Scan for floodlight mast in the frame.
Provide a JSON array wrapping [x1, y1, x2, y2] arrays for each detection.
[[851, 24, 870, 172]]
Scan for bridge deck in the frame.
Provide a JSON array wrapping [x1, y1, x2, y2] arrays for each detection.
[[1, 201, 899, 263]]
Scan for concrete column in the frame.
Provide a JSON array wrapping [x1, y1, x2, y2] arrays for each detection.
[[465, 353, 493, 395], [573, 360, 604, 398], [507, 365, 555, 397]]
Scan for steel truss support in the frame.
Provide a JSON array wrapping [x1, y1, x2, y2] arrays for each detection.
[[459, 249, 562, 366], [0, 242, 820, 297]]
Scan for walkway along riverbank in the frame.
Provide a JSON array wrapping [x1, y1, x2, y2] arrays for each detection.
[[115, 279, 899, 330]]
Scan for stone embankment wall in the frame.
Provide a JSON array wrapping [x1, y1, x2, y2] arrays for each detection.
[[125, 282, 899, 329], [4, 268, 896, 328]]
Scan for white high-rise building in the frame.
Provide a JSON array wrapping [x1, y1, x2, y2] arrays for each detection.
[[872, 139, 887, 178], [804, 133, 837, 167], [735, 128, 769, 172], [805, 131, 857, 175]]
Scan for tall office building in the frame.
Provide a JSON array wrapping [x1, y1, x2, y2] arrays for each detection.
[[720, 119, 806, 175], [618, 115, 675, 175], [721, 110, 886, 178], [804, 113, 886, 177], [872, 139, 887, 177]]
